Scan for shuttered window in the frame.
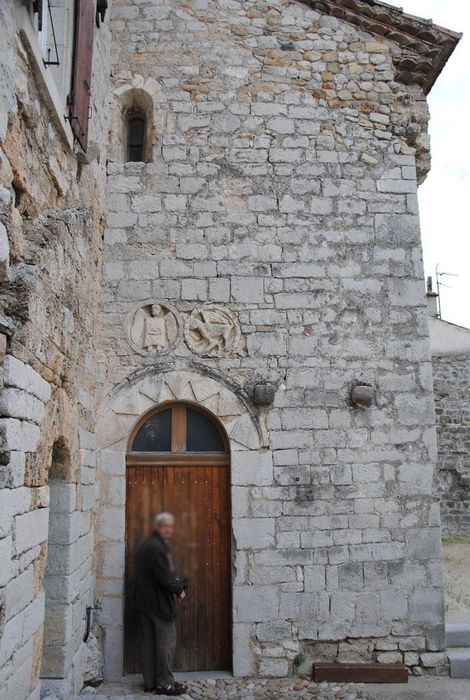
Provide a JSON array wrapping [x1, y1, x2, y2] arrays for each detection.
[[69, 0, 94, 151]]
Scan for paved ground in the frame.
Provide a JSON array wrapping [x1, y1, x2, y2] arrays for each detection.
[[443, 540, 470, 622], [77, 676, 368, 699], [366, 677, 470, 699], [76, 676, 470, 700]]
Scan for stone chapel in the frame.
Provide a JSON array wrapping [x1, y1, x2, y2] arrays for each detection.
[[0, 1, 462, 698]]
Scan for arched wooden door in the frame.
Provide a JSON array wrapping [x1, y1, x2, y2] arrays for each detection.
[[124, 402, 232, 673]]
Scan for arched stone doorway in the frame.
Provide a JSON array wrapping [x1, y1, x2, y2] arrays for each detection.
[[96, 367, 270, 680], [124, 401, 232, 673]]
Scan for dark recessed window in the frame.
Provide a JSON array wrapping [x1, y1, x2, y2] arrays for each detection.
[[130, 404, 227, 455], [132, 409, 171, 452], [186, 407, 226, 452], [127, 115, 146, 162]]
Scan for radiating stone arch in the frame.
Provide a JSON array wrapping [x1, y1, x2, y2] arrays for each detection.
[[97, 366, 268, 452]]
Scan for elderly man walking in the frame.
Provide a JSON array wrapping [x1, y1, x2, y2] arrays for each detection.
[[134, 512, 187, 696]]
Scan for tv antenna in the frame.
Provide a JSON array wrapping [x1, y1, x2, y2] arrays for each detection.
[[435, 264, 458, 319]]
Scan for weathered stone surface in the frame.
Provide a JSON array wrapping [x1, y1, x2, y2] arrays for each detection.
[[432, 353, 470, 535], [233, 519, 275, 550], [0, 0, 109, 695], [82, 634, 104, 685], [0, 221, 9, 281], [0, 418, 40, 452], [0, 0, 457, 695], [420, 652, 447, 668], [2, 356, 51, 403], [14, 508, 49, 555], [234, 586, 279, 623], [0, 387, 45, 424]]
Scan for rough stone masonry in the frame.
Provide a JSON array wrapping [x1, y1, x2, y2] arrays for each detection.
[[0, 1, 462, 699], [97, 0, 459, 683], [0, 1, 110, 698], [433, 353, 470, 536]]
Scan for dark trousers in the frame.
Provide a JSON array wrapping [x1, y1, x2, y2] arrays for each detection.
[[140, 612, 176, 689]]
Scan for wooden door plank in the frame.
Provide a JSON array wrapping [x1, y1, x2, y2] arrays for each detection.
[[176, 465, 191, 672], [191, 464, 198, 673], [183, 465, 192, 672], [221, 465, 229, 668], [203, 464, 211, 670], [190, 465, 199, 672], [124, 466, 133, 672], [212, 466, 221, 668], [125, 454, 232, 674], [220, 464, 230, 669], [194, 465, 204, 671], [135, 465, 147, 672]]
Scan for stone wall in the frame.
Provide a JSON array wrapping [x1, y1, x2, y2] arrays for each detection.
[[433, 354, 470, 536], [0, 2, 111, 698], [97, 0, 445, 679]]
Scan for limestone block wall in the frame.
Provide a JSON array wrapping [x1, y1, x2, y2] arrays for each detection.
[[433, 354, 470, 535], [0, 2, 111, 698], [97, 0, 445, 678], [0, 356, 51, 700]]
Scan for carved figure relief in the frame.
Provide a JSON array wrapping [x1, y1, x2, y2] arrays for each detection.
[[128, 301, 180, 355], [185, 306, 239, 356], [143, 304, 168, 351]]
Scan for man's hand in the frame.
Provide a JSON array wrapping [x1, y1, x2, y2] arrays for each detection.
[[178, 591, 186, 602]]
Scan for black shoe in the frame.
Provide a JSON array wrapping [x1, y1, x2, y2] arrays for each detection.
[[173, 682, 188, 692], [144, 687, 156, 693], [155, 684, 185, 696]]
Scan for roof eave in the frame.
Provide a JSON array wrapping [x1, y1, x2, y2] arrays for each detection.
[[304, 0, 462, 93]]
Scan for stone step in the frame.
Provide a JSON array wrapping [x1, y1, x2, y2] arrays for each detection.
[[446, 622, 470, 648], [448, 648, 470, 678]]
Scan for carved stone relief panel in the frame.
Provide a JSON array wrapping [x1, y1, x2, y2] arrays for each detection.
[[128, 301, 181, 356], [184, 306, 240, 357]]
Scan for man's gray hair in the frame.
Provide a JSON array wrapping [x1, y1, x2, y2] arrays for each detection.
[[154, 511, 175, 524]]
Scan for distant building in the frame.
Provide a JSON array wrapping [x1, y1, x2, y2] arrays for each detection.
[[427, 290, 470, 535]]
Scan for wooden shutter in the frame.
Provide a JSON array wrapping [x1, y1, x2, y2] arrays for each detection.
[[69, 0, 95, 151]]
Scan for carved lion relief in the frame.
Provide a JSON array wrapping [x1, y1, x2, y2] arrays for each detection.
[[128, 301, 181, 356], [184, 306, 240, 356]]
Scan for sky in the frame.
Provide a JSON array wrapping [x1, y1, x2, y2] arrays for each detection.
[[396, 1, 470, 328]]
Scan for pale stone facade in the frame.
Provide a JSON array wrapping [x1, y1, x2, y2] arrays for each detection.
[[0, 1, 462, 698]]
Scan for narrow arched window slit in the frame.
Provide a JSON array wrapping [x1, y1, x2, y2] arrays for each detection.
[[126, 114, 146, 162]]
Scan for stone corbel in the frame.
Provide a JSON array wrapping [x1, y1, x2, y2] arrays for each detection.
[[253, 383, 276, 407]]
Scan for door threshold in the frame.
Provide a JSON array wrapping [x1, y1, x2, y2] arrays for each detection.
[[174, 671, 233, 681]]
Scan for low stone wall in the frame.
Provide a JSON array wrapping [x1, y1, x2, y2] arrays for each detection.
[[298, 639, 447, 677], [433, 354, 470, 536]]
